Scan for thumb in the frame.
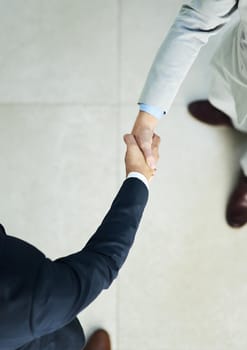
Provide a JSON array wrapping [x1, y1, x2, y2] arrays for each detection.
[[123, 134, 138, 147], [140, 144, 156, 169], [145, 151, 156, 170]]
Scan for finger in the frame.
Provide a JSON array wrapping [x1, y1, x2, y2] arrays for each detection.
[[133, 136, 156, 170], [123, 134, 138, 147], [152, 134, 161, 148], [152, 148, 159, 162], [149, 167, 157, 182], [142, 146, 156, 170], [151, 134, 161, 162]]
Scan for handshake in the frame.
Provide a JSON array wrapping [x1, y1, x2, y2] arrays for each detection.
[[124, 112, 161, 182]]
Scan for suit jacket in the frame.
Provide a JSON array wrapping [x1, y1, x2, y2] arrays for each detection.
[[0, 177, 148, 350], [139, 0, 244, 114]]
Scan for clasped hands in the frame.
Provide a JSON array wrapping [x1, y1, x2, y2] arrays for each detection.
[[124, 111, 160, 182]]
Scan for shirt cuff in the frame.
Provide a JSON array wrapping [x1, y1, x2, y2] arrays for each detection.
[[127, 172, 149, 190], [139, 103, 165, 120]]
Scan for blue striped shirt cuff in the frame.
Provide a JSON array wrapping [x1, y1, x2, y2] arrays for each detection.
[[139, 103, 165, 120]]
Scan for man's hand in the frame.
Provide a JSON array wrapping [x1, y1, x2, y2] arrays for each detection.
[[124, 133, 160, 182], [132, 111, 158, 170]]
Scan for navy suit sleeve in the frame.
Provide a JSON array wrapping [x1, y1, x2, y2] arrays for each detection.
[[30, 178, 148, 337]]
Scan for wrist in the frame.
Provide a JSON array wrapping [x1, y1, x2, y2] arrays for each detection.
[[126, 167, 153, 182], [136, 111, 158, 130]]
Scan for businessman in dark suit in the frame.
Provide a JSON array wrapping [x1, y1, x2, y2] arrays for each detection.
[[0, 133, 160, 350]]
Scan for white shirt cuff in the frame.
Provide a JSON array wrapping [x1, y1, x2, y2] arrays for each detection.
[[127, 172, 149, 190]]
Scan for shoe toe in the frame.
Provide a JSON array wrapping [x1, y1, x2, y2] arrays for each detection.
[[83, 329, 111, 350], [226, 214, 247, 228]]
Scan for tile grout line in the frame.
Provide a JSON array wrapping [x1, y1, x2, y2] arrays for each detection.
[[0, 102, 120, 107], [0, 102, 146, 107]]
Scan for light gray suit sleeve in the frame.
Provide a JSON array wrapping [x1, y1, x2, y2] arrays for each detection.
[[139, 0, 238, 114]]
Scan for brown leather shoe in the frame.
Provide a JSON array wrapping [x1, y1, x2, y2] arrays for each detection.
[[226, 170, 247, 228], [83, 329, 111, 350], [188, 100, 234, 128]]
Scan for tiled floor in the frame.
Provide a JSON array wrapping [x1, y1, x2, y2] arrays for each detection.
[[0, 1, 247, 350]]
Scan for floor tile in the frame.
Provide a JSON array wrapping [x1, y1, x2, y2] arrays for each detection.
[[118, 105, 247, 350], [0, 0, 118, 104]]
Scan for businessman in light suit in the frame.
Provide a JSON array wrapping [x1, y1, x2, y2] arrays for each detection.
[[132, 0, 247, 228], [0, 133, 160, 350]]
